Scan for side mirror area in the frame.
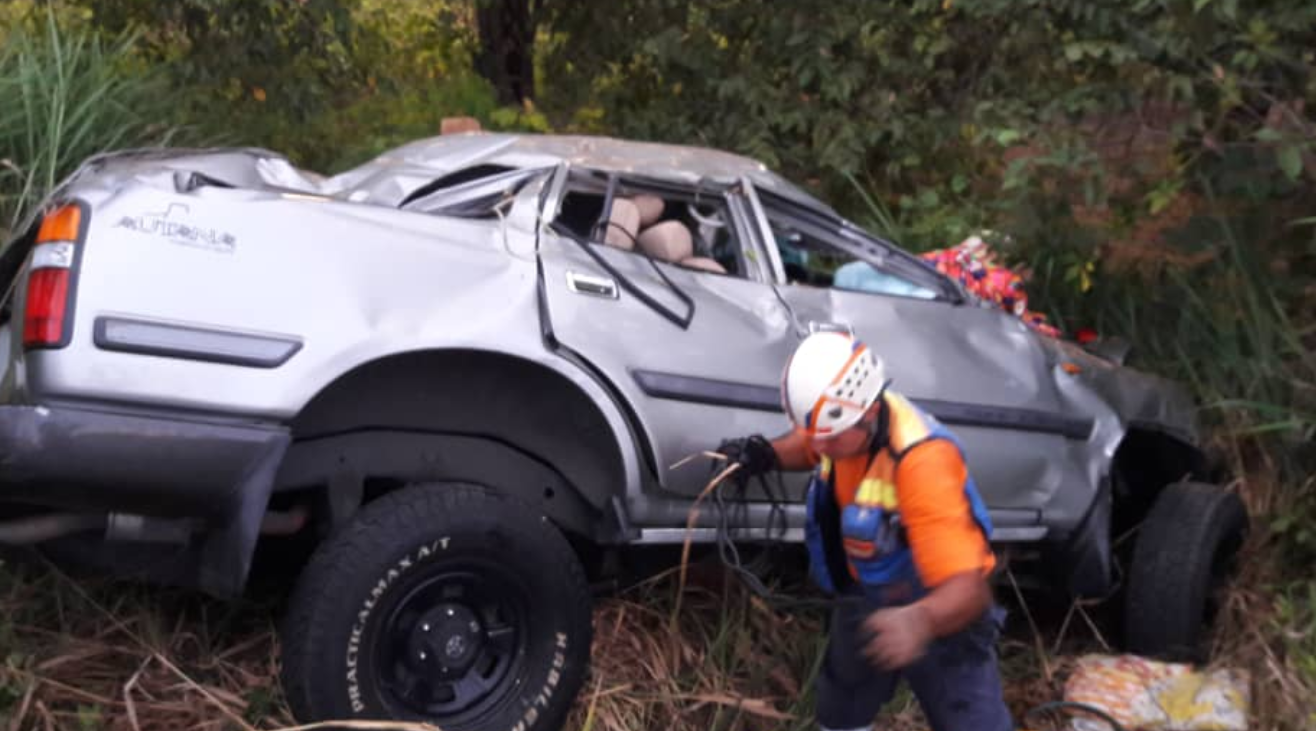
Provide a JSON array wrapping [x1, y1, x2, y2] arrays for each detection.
[[1084, 336, 1132, 365]]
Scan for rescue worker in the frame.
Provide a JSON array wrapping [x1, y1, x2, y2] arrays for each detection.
[[717, 332, 1013, 731]]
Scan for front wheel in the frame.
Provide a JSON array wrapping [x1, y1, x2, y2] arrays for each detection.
[[280, 483, 593, 731], [1123, 481, 1248, 662]]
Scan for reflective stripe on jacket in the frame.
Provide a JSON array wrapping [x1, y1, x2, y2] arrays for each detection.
[[804, 393, 994, 598]]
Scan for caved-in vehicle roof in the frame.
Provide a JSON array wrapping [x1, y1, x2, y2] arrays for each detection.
[[329, 133, 837, 213], [59, 133, 834, 215]]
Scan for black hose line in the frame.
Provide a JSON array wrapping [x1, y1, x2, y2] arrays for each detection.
[[703, 462, 863, 613], [1023, 701, 1128, 731]]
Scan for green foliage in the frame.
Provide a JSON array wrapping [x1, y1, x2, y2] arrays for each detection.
[[320, 0, 550, 169], [1272, 579, 1316, 717], [1020, 185, 1314, 441], [0, 6, 179, 238], [319, 0, 482, 168], [76, 0, 362, 157], [57, 0, 539, 172], [74, 704, 101, 730], [242, 685, 279, 725], [541, 0, 1315, 238]]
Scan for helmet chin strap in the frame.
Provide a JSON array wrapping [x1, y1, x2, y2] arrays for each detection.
[[866, 380, 893, 459]]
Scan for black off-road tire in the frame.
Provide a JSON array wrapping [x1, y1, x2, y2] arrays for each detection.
[[280, 483, 593, 731], [1123, 481, 1247, 661]]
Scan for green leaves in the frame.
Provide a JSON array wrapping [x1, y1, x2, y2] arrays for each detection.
[[993, 128, 1024, 146], [1062, 40, 1134, 62], [1255, 127, 1285, 143], [57, 0, 496, 172], [1278, 146, 1304, 182]]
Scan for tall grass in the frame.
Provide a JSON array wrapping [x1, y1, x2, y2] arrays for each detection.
[[1026, 193, 1313, 484], [0, 10, 179, 241], [1013, 182, 1316, 729]]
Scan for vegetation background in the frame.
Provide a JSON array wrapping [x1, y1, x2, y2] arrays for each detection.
[[0, 0, 1312, 729]]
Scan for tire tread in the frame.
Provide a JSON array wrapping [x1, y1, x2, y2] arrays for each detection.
[[280, 483, 591, 729], [1123, 481, 1247, 660]]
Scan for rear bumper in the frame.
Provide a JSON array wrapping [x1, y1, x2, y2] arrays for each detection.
[[0, 404, 287, 515], [0, 403, 289, 596]]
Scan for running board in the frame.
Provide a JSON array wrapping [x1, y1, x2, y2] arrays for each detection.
[[634, 527, 805, 544], [631, 525, 1047, 545]]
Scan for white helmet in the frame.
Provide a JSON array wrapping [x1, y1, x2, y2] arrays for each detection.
[[781, 332, 887, 437]]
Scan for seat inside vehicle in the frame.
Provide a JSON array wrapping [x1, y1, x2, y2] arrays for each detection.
[[636, 219, 727, 274], [557, 182, 740, 276]]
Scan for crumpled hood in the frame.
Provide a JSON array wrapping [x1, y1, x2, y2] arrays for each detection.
[[1044, 336, 1200, 444]]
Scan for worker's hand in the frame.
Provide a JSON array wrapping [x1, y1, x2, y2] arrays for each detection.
[[861, 604, 935, 670], [715, 435, 779, 478]]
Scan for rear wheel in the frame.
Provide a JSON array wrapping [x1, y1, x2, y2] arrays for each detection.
[[1123, 481, 1247, 661], [280, 483, 592, 731]]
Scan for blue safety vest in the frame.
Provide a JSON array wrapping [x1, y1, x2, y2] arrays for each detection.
[[803, 394, 994, 600]]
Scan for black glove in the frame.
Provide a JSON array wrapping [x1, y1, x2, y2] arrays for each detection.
[[715, 435, 779, 478]]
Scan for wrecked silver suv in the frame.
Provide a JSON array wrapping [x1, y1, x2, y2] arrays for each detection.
[[0, 133, 1246, 731]]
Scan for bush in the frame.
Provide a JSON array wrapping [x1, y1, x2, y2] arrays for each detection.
[[0, 8, 180, 239], [66, 0, 545, 175]]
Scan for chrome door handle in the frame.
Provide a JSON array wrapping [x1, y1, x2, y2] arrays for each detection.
[[566, 271, 619, 299], [808, 320, 854, 336]]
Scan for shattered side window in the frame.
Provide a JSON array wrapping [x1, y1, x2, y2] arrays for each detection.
[[553, 174, 748, 278], [399, 165, 552, 218]]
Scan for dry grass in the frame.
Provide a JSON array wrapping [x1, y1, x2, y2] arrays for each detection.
[[563, 562, 825, 731], [0, 539, 1311, 731], [1206, 476, 1316, 731], [0, 554, 293, 731], [0, 547, 1078, 731]]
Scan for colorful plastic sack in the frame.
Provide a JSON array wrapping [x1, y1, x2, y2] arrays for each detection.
[[920, 235, 1063, 339], [1062, 654, 1249, 731]]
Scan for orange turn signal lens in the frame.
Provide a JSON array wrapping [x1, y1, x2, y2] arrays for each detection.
[[36, 204, 82, 244]]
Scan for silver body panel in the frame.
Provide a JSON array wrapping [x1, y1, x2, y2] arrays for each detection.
[[3, 132, 1200, 543]]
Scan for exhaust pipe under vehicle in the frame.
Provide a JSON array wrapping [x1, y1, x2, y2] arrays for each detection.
[[0, 505, 310, 545]]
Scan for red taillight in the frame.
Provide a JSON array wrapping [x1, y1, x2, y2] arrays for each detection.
[[23, 268, 70, 347], [23, 203, 83, 349]]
